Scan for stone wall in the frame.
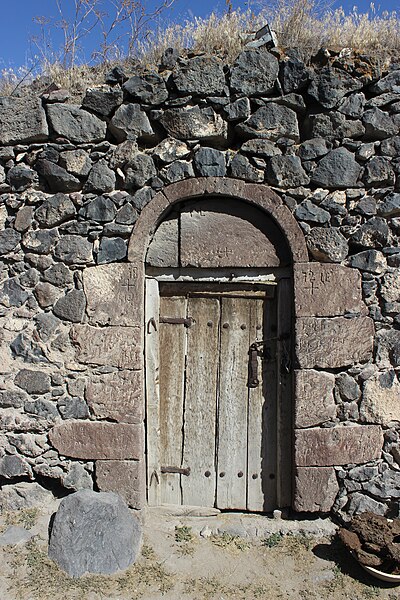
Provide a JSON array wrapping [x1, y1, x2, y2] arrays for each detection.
[[0, 45, 399, 520]]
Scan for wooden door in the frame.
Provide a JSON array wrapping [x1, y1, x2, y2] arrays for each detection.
[[145, 281, 292, 512]]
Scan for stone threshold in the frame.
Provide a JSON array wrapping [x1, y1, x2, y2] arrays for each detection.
[[144, 505, 338, 539]]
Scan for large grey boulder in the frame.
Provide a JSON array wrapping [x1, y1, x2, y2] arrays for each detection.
[[306, 227, 349, 263], [307, 67, 362, 109], [230, 48, 279, 96], [158, 106, 227, 143], [46, 104, 106, 143], [311, 147, 362, 189], [48, 490, 142, 577], [0, 96, 48, 144], [82, 85, 123, 117], [173, 55, 226, 96], [109, 103, 155, 142], [35, 194, 76, 228], [236, 103, 299, 141], [123, 73, 168, 104]]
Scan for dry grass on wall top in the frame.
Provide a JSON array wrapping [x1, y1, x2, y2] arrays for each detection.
[[1, 0, 400, 96]]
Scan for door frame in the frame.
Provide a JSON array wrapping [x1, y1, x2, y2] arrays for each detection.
[[144, 268, 293, 512]]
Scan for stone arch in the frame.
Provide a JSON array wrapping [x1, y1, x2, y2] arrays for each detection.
[[127, 177, 309, 265]]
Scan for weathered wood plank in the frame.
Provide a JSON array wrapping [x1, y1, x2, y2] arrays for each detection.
[[182, 296, 219, 507], [247, 296, 275, 511], [145, 278, 160, 505], [159, 295, 187, 504], [276, 278, 293, 508], [216, 297, 250, 510]]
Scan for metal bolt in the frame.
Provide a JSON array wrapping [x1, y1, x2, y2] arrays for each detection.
[[240, 324, 246, 330], [204, 470, 211, 477], [223, 323, 229, 329], [207, 321, 213, 327], [237, 471, 243, 478], [219, 472, 225, 477], [252, 473, 258, 479], [269, 473, 275, 480], [256, 325, 262, 330]]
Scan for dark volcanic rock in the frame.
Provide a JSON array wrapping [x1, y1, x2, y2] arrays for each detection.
[[23, 229, 59, 255], [351, 217, 390, 249], [0, 279, 29, 307], [109, 103, 155, 143], [97, 237, 127, 264], [123, 154, 156, 189], [15, 369, 51, 395], [43, 264, 73, 287], [280, 56, 310, 94], [123, 73, 168, 104], [36, 159, 81, 193], [266, 155, 309, 187], [230, 48, 279, 96], [298, 138, 331, 161], [172, 56, 226, 96], [160, 160, 195, 183], [7, 165, 37, 190], [54, 235, 93, 265], [230, 154, 263, 182], [35, 193, 76, 227], [85, 160, 116, 194], [347, 249, 387, 274], [53, 290, 87, 323], [308, 67, 362, 109], [46, 104, 106, 143], [80, 196, 116, 222], [311, 148, 362, 189], [379, 192, 400, 217], [158, 106, 227, 143], [236, 104, 299, 141], [82, 85, 123, 117], [48, 490, 142, 577], [363, 157, 395, 186], [0, 96, 48, 145], [0, 229, 21, 254], [193, 147, 226, 177], [306, 227, 349, 263], [362, 108, 397, 140]]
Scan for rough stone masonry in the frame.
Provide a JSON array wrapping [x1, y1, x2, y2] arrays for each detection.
[[0, 44, 399, 521]]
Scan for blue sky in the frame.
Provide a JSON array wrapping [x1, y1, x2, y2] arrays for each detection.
[[0, 0, 398, 71]]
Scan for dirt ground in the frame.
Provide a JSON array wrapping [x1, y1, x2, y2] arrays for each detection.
[[0, 503, 399, 600]]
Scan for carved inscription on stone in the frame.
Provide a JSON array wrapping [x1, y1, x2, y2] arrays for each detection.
[[295, 316, 374, 369], [294, 467, 339, 512], [180, 198, 284, 268], [96, 459, 145, 509], [86, 370, 143, 423], [71, 325, 142, 369], [83, 264, 142, 326], [294, 263, 365, 317], [49, 421, 144, 460], [294, 369, 336, 428], [295, 425, 383, 467]]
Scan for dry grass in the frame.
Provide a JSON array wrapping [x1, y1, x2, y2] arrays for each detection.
[[1, 1, 399, 96]]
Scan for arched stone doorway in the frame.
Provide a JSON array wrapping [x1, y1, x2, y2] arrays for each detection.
[[132, 178, 307, 512]]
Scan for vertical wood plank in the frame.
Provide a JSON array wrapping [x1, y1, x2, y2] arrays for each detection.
[[159, 295, 187, 504], [216, 297, 250, 510], [145, 278, 160, 506], [247, 296, 277, 512], [182, 296, 219, 507], [276, 278, 293, 508]]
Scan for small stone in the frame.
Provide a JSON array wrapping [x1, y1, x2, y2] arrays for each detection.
[[24, 399, 59, 419], [46, 104, 106, 143], [82, 85, 123, 117], [115, 203, 138, 225], [34, 281, 61, 308], [59, 149, 92, 177], [279, 56, 310, 93], [0, 278, 29, 307], [62, 463, 93, 491], [362, 108, 397, 140], [380, 270, 400, 303], [337, 92, 365, 118], [223, 97, 250, 121], [105, 65, 127, 85], [240, 139, 281, 158], [0, 526, 34, 546], [35, 193, 76, 227], [0, 482, 53, 512], [230, 48, 279, 96], [0, 228, 21, 254], [14, 369, 51, 395], [0, 455, 30, 479], [0, 389, 26, 408], [311, 148, 362, 189], [347, 493, 387, 517], [351, 217, 389, 249], [160, 160, 195, 184], [158, 106, 227, 143], [80, 196, 117, 222], [380, 136, 400, 157], [123, 73, 168, 104], [109, 104, 155, 143], [152, 137, 190, 163], [161, 47, 179, 69], [23, 229, 59, 255], [267, 155, 309, 187], [298, 138, 331, 161], [57, 396, 90, 419], [295, 200, 330, 224], [193, 147, 226, 177], [336, 373, 360, 401], [14, 206, 34, 233], [97, 237, 127, 264], [53, 290, 87, 323], [123, 154, 156, 190], [363, 156, 395, 186], [379, 192, 400, 217], [43, 263, 73, 287], [7, 165, 37, 190], [173, 55, 225, 96], [361, 370, 400, 425], [54, 235, 93, 265], [230, 154, 263, 182], [347, 249, 386, 274], [48, 490, 142, 577], [85, 159, 116, 194], [36, 159, 81, 193], [0, 96, 48, 145], [371, 69, 400, 94]]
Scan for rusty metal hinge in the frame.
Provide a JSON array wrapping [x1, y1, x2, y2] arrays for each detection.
[[160, 317, 193, 327], [161, 466, 191, 476]]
